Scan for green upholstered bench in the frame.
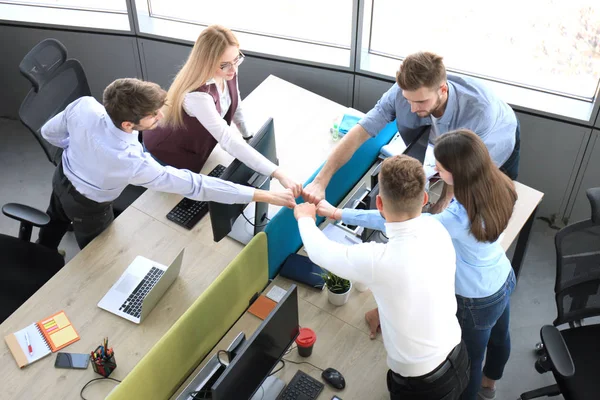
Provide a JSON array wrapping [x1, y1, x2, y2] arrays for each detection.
[[107, 232, 269, 400]]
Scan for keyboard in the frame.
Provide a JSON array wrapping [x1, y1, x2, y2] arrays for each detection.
[[119, 266, 164, 318], [166, 164, 227, 229], [277, 370, 324, 400]]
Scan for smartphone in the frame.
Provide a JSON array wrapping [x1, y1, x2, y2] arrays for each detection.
[[54, 352, 91, 369], [331, 397, 343, 400]]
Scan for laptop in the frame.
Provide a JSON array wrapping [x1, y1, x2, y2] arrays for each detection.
[[98, 249, 185, 324]]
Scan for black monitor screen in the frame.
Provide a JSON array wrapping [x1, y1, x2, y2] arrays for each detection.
[[209, 117, 278, 242], [211, 285, 300, 400]]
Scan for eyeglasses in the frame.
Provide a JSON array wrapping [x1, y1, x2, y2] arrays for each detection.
[[220, 51, 245, 72]]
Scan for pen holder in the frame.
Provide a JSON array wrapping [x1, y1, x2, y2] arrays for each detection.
[[92, 354, 117, 378]]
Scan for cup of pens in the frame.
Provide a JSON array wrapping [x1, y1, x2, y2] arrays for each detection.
[[91, 337, 116, 378]]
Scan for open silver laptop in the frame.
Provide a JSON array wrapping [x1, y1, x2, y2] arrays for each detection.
[[98, 249, 185, 324]]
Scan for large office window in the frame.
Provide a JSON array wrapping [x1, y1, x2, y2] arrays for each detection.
[[361, 0, 600, 120], [135, 0, 354, 67], [0, 0, 129, 30], [4, 0, 125, 12]]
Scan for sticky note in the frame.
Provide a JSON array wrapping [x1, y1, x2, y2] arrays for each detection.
[[52, 313, 70, 329], [49, 325, 78, 348]]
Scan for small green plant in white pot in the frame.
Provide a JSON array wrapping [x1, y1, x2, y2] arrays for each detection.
[[316, 269, 352, 306]]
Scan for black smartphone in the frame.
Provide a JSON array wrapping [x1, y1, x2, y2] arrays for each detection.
[[54, 352, 91, 369]]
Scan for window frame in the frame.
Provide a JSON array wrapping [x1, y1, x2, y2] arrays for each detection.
[[0, 0, 132, 32], [132, 0, 359, 71], [356, 0, 600, 124]]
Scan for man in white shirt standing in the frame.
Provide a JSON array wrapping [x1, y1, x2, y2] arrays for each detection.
[[38, 78, 295, 252], [294, 155, 469, 399]]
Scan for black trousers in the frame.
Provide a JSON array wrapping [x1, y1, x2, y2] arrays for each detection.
[[387, 341, 470, 400], [38, 164, 114, 250]]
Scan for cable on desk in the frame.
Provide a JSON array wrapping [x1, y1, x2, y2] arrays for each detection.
[[242, 209, 270, 228], [80, 377, 121, 400], [269, 359, 285, 376], [283, 346, 325, 372]]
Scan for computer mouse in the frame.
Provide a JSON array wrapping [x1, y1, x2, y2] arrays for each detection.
[[321, 367, 345, 390]]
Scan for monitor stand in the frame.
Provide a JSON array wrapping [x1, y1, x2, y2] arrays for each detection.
[[227, 202, 277, 245], [249, 376, 285, 400]]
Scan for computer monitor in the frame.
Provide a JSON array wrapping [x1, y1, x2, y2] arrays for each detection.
[[209, 117, 278, 242], [211, 285, 300, 400]]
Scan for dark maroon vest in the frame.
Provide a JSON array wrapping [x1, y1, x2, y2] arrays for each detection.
[[144, 76, 239, 173]]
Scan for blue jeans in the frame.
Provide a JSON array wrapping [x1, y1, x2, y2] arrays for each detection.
[[456, 270, 516, 400]]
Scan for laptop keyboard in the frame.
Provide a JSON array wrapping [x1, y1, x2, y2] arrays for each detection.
[[166, 164, 226, 230], [277, 370, 324, 400], [119, 266, 164, 319]]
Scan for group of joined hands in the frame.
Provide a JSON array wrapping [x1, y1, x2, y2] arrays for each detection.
[[262, 173, 338, 222]]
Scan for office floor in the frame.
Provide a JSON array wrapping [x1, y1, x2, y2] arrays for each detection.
[[0, 117, 563, 399]]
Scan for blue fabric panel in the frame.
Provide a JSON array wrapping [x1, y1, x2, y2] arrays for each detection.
[[264, 121, 397, 278]]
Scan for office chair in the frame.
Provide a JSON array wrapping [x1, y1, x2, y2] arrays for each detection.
[[18, 38, 145, 217], [519, 187, 600, 400], [0, 203, 65, 324]]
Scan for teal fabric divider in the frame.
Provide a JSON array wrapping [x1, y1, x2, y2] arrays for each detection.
[[264, 121, 398, 278]]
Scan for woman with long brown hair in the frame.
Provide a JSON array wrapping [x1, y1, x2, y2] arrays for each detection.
[[432, 129, 517, 400], [316, 129, 517, 400], [144, 25, 301, 196]]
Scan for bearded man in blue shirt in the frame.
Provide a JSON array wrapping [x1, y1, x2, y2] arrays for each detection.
[[303, 51, 520, 212]]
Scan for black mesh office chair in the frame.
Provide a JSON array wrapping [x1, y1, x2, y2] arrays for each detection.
[[519, 187, 600, 400], [0, 203, 65, 323], [18, 38, 145, 217]]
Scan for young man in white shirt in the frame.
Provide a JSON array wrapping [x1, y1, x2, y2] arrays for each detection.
[[294, 155, 469, 399], [38, 78, 295, 251]]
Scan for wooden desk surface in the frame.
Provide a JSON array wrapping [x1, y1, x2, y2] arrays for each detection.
[[0, 73, 543, 399], [172, 278, 390, 400], [0, 75, 352, 399], [501, 181, 544, 251]]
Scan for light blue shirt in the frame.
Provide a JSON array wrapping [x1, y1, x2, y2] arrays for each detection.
[[342, 202, 512, 298], [41, 97, 255, 204], [359, 75, 517, 166]]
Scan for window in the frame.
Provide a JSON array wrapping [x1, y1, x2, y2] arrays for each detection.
[[367, 0, 600, 101], [0, 0, 129, 30], [4, 0, 126, 13], [135, 0, 354, 67]]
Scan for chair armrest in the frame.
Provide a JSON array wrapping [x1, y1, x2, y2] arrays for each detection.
[[540, 325, 575, 378], [2, 203, 50, 227]]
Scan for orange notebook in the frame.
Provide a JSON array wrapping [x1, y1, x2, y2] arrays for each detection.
[[4, 311, 80, 368], [248, 295, 277, 320]]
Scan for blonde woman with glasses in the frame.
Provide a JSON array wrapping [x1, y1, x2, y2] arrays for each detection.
[[144, 25, 302, 197]]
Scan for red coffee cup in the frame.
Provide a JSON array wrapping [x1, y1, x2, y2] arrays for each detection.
[[295, 327, 316, 357]]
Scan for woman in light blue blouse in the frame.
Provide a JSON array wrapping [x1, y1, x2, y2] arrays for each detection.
[[317, 129, 517, 400]]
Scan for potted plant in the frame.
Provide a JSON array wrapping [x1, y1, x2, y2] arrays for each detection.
[[316, 269, 352, 306]]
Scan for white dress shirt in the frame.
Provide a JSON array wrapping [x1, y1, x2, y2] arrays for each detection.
[[183, 77, 278, 177], [298, 215, 461, 377], [41, 97, 255, 204]]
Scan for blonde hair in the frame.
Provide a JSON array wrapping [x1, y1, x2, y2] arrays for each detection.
[[162, 25, 239, 129]]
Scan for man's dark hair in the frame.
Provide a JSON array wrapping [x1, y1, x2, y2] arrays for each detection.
[[102, 78, 166, 128]]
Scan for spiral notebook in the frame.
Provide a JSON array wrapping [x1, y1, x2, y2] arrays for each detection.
[[4, 311, 80, 368]]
